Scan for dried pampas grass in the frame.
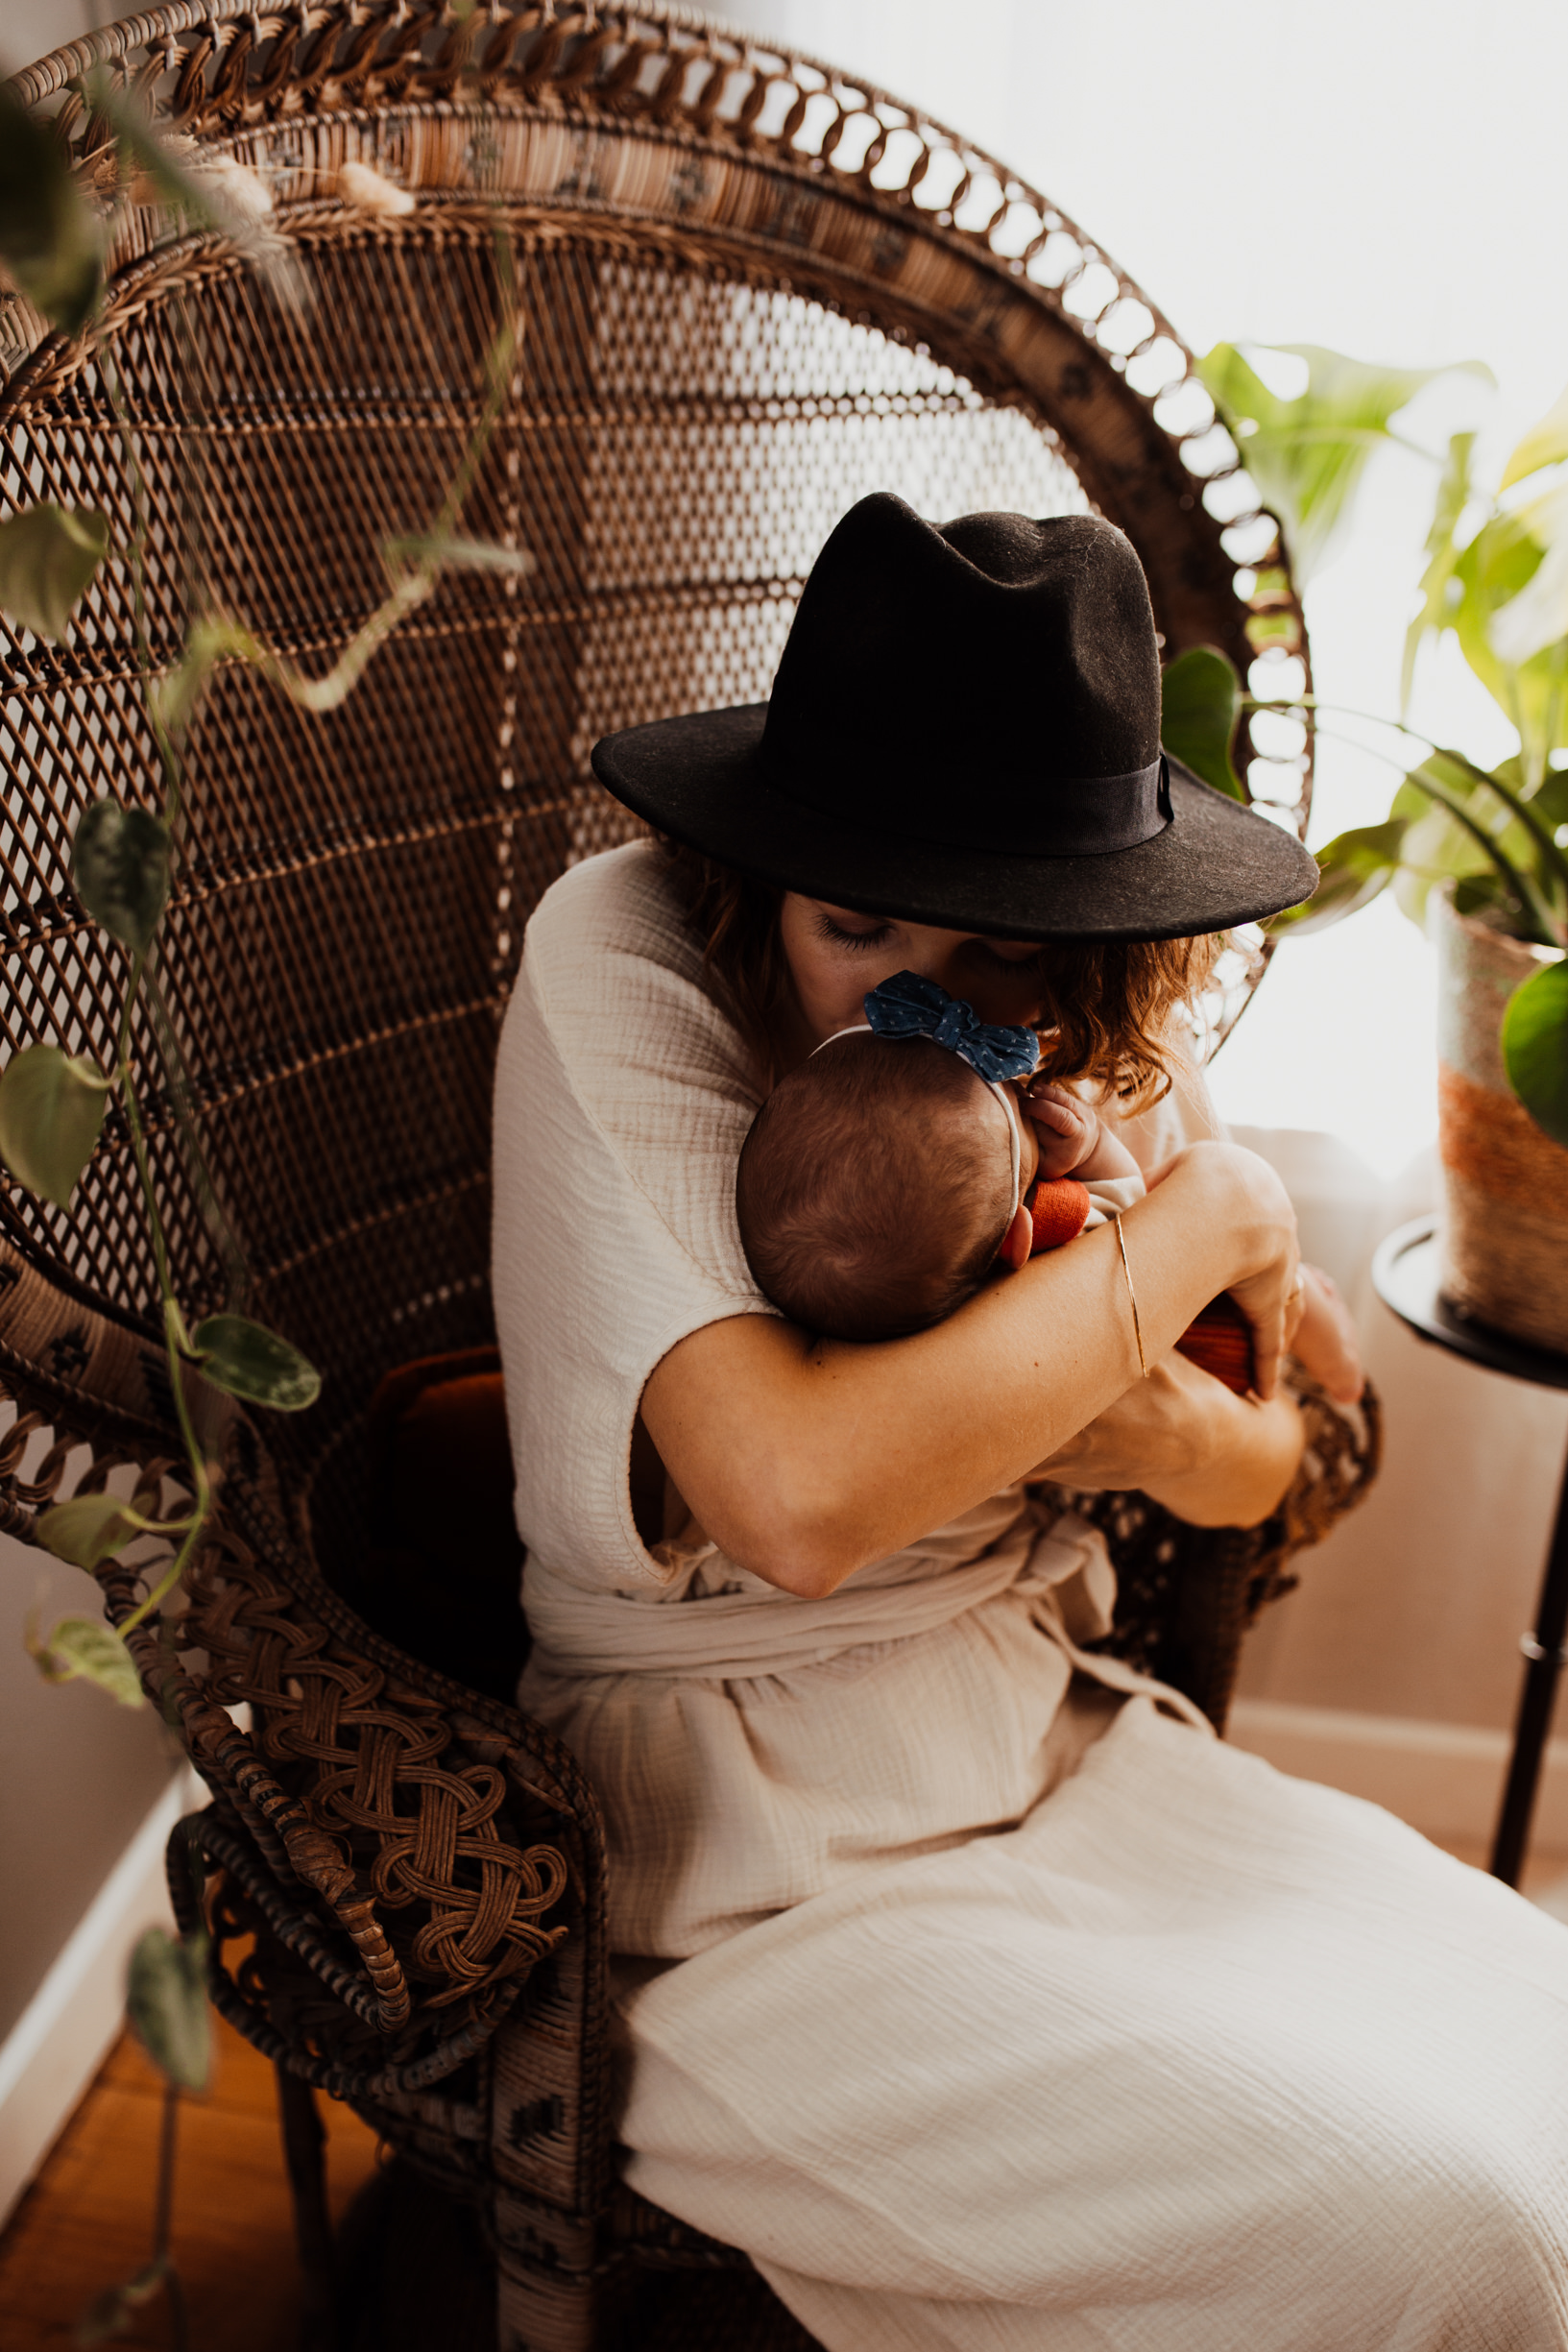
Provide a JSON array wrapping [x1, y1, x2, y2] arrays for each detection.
[[337, 162, 415, 217]]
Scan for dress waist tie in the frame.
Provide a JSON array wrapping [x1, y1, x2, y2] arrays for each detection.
[[522, 1509, 1211, 1732]]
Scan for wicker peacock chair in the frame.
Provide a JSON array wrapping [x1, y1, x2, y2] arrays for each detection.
[[0, 9, 1379, 2347]]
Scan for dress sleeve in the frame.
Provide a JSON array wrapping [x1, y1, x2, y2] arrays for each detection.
[[493, 844, 775, 1593]]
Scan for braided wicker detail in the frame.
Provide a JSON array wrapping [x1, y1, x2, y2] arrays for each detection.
[[177, 1487, 569, 2015]]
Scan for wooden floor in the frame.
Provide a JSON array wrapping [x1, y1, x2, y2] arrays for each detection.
[[0, 2019, 380, 2352], [4, 1841, 1566, 2350]]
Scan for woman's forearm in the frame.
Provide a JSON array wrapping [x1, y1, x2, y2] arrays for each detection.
[[641, 1142, 1296, 1594]]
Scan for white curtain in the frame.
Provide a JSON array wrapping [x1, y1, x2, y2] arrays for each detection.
[[720, 0, 1568, 1785]]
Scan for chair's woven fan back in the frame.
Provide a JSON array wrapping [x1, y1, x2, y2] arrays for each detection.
[[1, 4, 1312, 1515]]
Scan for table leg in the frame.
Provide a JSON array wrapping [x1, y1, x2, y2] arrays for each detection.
[[1490, 1440, 1568, 1886]]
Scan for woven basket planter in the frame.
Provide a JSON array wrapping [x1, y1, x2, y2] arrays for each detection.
[[1435, 882, 1568, 1352]]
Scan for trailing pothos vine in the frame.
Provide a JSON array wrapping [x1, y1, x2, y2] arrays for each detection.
[[0, 72, 526, 1712], [0, 52, 525, 2344]]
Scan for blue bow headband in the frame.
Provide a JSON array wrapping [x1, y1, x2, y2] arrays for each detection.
[[861, 972, 1041, 1085], [808, 973, 1038, 1216]]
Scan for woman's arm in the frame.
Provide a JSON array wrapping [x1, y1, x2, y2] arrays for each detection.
[[640, 1140, 1300, 1597]]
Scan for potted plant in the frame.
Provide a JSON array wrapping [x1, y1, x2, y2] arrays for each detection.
[[1161, 344, 1568, 1353]]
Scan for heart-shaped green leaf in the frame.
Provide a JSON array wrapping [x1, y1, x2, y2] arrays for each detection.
[[36, 1491, 138, 1568], [1160, 644, 1244, 801], [0, 505, 109, 642], [72, 800, 171, 954], [0, 86, 105, 334], [190, 1314, 322, 1412], [1266, 817, 1410, 938], [1502, 958, 1568, 1148], [127, 1927, 211, 2092], [0, 1044, 112, 1208], [27, 1613, 144, 1709]]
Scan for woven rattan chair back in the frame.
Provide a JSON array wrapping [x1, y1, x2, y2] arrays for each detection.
[[0, 4, 1314, 1533], [0, 12, 1358, 2349]]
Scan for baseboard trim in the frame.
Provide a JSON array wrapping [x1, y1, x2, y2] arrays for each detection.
[[0, 1765, 202, 2228], [1227, 1697, 1568, 1850]]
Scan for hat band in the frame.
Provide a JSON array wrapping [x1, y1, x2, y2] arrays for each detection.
[[763, 751, 1172, 860]]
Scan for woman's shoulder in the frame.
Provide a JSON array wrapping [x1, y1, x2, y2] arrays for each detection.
[[519, 838, 762, 1115], [525, 838, 707, 1004]]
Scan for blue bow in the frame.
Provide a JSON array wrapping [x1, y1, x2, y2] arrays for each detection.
[[862, 972, 1040, 1084]]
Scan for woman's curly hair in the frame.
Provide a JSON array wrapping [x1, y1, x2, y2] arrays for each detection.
[[660, 837, 1223, 1108]]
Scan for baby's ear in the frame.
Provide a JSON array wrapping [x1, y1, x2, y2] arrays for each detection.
[[997, 1200, 1034, 1273]]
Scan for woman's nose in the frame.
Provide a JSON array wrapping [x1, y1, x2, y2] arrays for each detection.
[[892, 929, 972, 995]]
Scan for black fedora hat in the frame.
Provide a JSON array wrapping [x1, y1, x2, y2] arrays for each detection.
[[591, 494, 1316, 940]]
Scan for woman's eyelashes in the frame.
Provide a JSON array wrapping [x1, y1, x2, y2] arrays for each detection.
[[813, 909, 894, 954]]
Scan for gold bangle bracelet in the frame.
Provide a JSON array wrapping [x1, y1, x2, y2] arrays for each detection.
[[1113, 1214, 1148, 1379]]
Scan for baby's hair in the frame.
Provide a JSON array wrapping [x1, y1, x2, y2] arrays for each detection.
[[737, 1034, 1014, 1342]]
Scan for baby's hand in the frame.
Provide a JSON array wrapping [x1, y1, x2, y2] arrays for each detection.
[[1021, 1079, 1101, 1178], [1290, 1266, 1364, 1406]]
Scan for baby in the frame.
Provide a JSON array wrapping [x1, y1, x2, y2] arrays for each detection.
[[736, 970, 1362, 1403]]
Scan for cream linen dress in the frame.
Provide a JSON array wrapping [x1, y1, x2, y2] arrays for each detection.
[[494, 840, 1568, 2351]]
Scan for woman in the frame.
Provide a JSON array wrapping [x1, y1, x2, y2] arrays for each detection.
[[494, 497, 1568, 2350]]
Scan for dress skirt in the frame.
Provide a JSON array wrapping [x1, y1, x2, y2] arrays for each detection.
[[615, 1697, 1568, 2351]]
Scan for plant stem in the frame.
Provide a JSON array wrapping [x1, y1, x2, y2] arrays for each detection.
[[143, 967, 247, 1308], [109, 1068, 213, 1645], [153, 2082, 190, 2352], [102, 345, 249, 1296]]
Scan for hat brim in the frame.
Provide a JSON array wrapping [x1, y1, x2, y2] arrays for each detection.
[[591, 704, 1316, 942]]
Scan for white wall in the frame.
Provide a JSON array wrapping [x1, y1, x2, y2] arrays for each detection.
[[0, 1528, 177, 2047], [2, 0, 107, 71]]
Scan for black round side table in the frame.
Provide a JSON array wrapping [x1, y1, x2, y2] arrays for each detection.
[[1371, 1215, 1568, 1887]]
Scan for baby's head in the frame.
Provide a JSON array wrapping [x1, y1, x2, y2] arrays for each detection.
[[736, 1031, 1032, 1343]]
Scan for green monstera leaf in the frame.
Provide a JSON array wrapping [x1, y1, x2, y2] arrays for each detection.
[[1160, 645, 1244, 801], [1198, 343, 1491, 583], [1402, 432, 1476, 713], [0, 85, 104, 334], [0, 504, 109, 642], [1500, 382, 1568, 494], [1439, 513, 1568, 781], [0, 1044, 112, 1208]]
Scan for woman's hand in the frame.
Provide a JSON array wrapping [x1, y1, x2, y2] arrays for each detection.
[[1143, 1141, 1301, 1400], [1031, 1352, 1306, 1528]]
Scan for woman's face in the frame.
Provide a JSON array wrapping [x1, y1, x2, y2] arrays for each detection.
[[777, 895, 1052, 1053]]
